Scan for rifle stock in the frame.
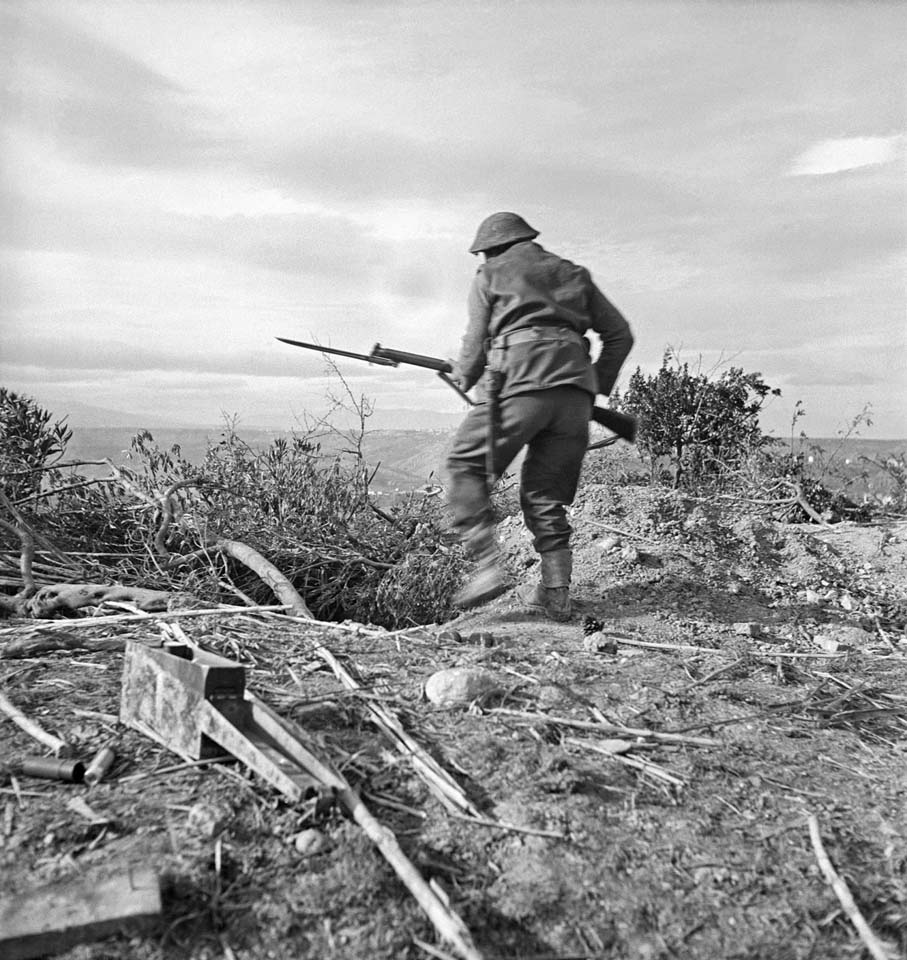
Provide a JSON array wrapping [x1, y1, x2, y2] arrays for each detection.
[[591, 406, 637, 443]]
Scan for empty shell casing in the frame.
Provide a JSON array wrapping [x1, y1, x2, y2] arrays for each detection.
[[83, 746, 116, 786], [20, 757, 86, 783]]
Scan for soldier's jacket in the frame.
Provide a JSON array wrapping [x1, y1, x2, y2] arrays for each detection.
[[453, 240, 634, 401]]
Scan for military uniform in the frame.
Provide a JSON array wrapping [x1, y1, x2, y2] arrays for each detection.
[[446, 213, 633, 617]]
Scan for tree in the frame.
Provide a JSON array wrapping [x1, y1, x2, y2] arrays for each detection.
[[617, 353, 780, 488]]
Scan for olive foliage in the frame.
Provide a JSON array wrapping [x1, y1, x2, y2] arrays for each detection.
[[616, 353, 781, 488]]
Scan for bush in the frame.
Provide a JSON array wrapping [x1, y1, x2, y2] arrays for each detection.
[[46, 421, 467, 628], [1, 387, 469, 627], [616, 353, 780, 489], [0, 388, 72, 501]]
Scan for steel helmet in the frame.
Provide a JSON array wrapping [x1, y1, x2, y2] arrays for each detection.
[[468, 212, 539, 254]]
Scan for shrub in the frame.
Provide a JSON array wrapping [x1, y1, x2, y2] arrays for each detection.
[[48, 420, 467, 628], [0, 388, 72, 501], [615, 353, 780, 489]]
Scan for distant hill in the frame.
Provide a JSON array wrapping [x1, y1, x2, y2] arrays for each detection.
[[64, 425, 457, 493], [44, 399, 214, 430]]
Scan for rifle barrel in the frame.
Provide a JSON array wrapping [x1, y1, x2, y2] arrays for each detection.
[[371, 344, 452, 373]]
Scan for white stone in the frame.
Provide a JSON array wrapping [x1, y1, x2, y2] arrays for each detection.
[[424, 667, 501, 707], [292, 828, 328, 857]]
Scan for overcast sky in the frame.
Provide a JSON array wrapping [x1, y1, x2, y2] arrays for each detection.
[[2, 0, 905, 436]]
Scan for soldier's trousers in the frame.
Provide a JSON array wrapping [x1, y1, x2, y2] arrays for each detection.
[[445, 386, 591, 556]]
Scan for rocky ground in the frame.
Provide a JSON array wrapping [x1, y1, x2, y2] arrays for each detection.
[[1, 487, 906, 959]]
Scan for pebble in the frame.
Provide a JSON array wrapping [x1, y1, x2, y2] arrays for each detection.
[[292, 828, 328, 857], [732, 622, 763, 637], [424, 667, 502, 707], [187, 802, 230, 839], [583, 631, 618, 654]]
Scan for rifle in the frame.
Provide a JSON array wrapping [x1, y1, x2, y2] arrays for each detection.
[[276, 337, 637, 444]]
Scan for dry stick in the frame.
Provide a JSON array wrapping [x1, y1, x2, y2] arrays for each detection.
[[605, 633, 847, 660], [567, 737, 684, 788], [807, 814, 898, 960], [312, 644, 482, 817], [255, 698, 484, 960], [0, 518, 35, 597], [216, 539, 314, 618], [0, 633, 126, 660], [0, 689, 69, 756], [0, 603, 290, 636], [490, 708, 720, 747], [0, 490, 71, 566]]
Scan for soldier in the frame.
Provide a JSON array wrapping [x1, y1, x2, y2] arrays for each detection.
[[445, 212, 634, 620]]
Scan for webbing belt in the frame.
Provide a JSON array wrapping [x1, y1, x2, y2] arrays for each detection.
[[490, 325, 585, 349]]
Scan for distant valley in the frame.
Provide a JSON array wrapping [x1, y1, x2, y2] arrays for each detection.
[[65, 425, 456, 493]]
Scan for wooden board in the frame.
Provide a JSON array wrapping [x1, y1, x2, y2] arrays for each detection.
[[0, 866, 161, 960]]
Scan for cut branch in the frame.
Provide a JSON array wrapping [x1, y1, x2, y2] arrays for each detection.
[[807, 814, 898, 960], [0, 689, 69, 756], [216, 539, 314, 618]]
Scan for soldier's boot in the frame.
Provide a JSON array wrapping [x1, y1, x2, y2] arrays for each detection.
[[453, 527, 510, 611], [520, 549, 573, 622]]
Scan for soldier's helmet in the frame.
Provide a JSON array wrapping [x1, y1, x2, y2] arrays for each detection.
[[468, 212, 539, 254]]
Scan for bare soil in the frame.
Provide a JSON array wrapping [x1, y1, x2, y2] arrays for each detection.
[[2, 489, 906, 960]]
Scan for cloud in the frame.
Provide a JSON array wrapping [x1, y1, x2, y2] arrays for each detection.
[[1, 7, 229, 168], [788, 135, 904, 177]]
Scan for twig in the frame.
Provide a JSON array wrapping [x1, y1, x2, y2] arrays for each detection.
[[606, 633, 849, 661], [0, 689, 69, 756], [567, 737, 684, 789], [807, 814, 897, 960], [445, 809, 569, 841], [0, 603, 290, 636], [312, 644, 482, 817], [489, 708, 720, 747]]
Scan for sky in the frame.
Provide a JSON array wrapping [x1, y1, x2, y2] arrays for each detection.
[[1, 0, 905, 437]]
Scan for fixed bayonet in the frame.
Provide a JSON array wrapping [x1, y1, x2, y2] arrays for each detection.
[[275, 337, 398, 367], [277, 336, 476, 405]]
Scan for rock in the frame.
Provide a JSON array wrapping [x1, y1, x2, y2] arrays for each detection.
[[804, 589, 822, 604], [812, 635, 840, 653], [424, 667, 502, 707], [437, 629, 463, 644], [812, 624, 874, 650], [291, 828, 328, 857], [733, 622, 763, 637], [597, 535, 621, 552], [583, 631, 618, 654], [187, 802, 230, 839], [620, 545, 640, 563]]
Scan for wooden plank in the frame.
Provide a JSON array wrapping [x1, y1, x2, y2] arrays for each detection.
[[0, 866, 161, 960]]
